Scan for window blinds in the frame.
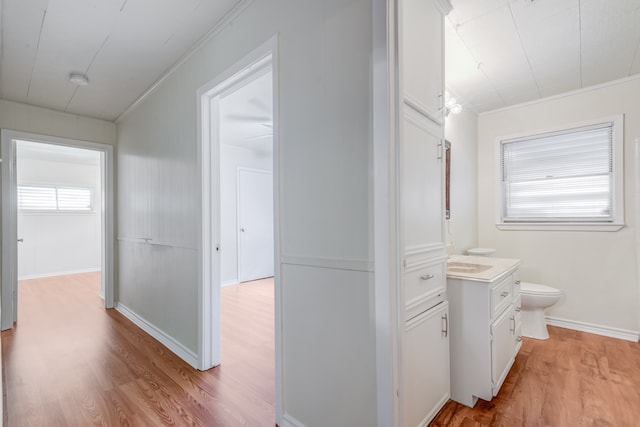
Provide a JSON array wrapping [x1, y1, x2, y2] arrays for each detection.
[[501, 122, 613, 222], [18, 185, 93, 212]]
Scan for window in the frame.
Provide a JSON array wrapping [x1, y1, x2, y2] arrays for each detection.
[[18, 185, 93, 212], [497, 116, 623, 231]]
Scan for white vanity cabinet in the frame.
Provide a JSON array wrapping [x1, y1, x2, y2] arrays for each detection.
[[402, 301, 450, 427], [401, 0, 447, 124], [447, 260, 522, 408], [396, 0, 452, 425]]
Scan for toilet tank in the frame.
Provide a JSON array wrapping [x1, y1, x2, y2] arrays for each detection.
[[466, 248, 496, 257]]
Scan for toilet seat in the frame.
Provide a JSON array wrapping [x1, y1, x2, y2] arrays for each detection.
[[520, 281, 562, 296]]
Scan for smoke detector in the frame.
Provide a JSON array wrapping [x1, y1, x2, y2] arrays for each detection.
[[69, 73, 89, 86]]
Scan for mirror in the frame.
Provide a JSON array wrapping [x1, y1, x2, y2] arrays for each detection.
[[445, 140, 451, 220]]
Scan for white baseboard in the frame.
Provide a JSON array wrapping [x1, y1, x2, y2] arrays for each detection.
[[546, 316, 640, 342], [18, 268, 101, 281], [115, 303, 199, 369], [281, 414, 306, 427], [221, 280, 240, 288]]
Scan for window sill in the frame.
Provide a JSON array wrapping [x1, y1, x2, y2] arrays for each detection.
[[496, 223, 625, 232]]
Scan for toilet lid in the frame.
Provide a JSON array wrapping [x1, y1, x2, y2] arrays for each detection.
[[466, 247, 496, 256], [520, 281, 562, 296]]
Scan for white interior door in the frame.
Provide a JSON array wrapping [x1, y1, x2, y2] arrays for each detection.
[[237, 167, 274, 282]]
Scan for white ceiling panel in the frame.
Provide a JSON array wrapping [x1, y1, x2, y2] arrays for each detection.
[[3, 0, 640, 119], [448, 0, 507, 25], [446, 0, 640, 113], [0, 0, 244, 121], [471, 40, 534, 86], [496, 80, 540, 105], [24, 68, 78, 111], [455, 5, 517, 49], [470, 94, 505, 112], [0, 2, 45, 101], [220, 71, 273, 155], [580, 0, 640, 85]]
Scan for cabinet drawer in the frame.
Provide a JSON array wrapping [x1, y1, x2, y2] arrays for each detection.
[[515, 322, 523, 353], [513, 294, 522, 315], [512, 271, 521, 298], [490, 275, 512, 319], [404, 262, 446, 320]]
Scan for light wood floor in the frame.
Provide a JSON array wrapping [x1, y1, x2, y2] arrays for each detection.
[[4, 275, 640, 426], [1, 272, 275, 427], [431, 325, 640, 426]]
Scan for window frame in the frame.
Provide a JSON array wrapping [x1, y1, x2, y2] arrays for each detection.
[[18, 183, 95, 214], [495, 115, 624, 231]]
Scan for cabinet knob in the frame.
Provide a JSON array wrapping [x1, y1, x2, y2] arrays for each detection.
[[420, 274, 435, 281], [515, 307, 521, 312], [515, 280, 521, 285], [501, 291, 509, 298], [517, 336, 523, 342]]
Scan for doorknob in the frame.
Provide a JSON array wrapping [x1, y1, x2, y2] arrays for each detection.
[[17, 238, 24, 243]]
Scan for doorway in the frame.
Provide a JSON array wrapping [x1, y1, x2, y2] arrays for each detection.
[[1, 130, 115, 330], [237, 167, 274, 283], [197, 37, 280, 421]]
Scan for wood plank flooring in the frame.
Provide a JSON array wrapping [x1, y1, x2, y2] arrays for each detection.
[[2, 273, 275, 427], [431, 326, 640, 426], [4, 274, 640, 426]]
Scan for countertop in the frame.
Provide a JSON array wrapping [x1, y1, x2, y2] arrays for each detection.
[[446, 255, 520, 282]]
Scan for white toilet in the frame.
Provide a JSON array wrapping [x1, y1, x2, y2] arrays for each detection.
[[519, 282, 562, 340], [465, 248, 563, 340]]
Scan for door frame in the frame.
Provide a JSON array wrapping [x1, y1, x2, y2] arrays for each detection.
[[1, 129, 115, 330], [196, 36, 281, 422], [237, 167, 274, 283]]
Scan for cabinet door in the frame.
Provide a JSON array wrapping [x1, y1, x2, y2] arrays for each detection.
[[402, 302, 450, 427], [401, 0, 444, 123], [401, 107, 444, 263], [491, 305, 515, 396]]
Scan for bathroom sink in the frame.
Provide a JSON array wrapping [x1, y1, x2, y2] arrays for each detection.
[[447, 262, 492, 274]]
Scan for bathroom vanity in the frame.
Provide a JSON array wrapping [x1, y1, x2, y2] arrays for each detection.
[[446, 255, 522, 407]]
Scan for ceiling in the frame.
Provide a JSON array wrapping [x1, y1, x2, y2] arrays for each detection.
[[219, 70, 273, 155], [2, 0, 638, 121], [0, 0, 243, 121], [445, 0, 640, 113]]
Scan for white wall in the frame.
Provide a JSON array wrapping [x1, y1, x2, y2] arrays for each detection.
[[116, 1, 376, 425], [17, 157, 102, 279], [444, 108, 478, 254], [477, 76, 640, 335], [220, 144, 273, 285], [0, 99, 116, 145]]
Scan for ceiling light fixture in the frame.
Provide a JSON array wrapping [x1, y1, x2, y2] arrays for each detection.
[[444, 91, 462, 116], [69, 73, 89, 86]]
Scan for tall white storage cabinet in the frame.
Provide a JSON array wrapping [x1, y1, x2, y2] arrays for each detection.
[[397, 0, 452, 426]]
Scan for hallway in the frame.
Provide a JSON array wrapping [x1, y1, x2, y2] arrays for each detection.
[[1, 272, 275, 426]]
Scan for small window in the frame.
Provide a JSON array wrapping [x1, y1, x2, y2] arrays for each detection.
[[497, 116, 623, 230], [18, 185, 93, 212]]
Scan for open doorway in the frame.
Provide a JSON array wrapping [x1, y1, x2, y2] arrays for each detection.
[[219, 70, 274, 287], [1, 130, 115, 330], [197, 38, 280, 422], [16, 141, 103, 295]]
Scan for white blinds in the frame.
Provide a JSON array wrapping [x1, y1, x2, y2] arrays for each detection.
[[57, 187, 93, 211], [18, 185, 93, 212], [501, 123, 613, 222], [18, 186, 57, 210]]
